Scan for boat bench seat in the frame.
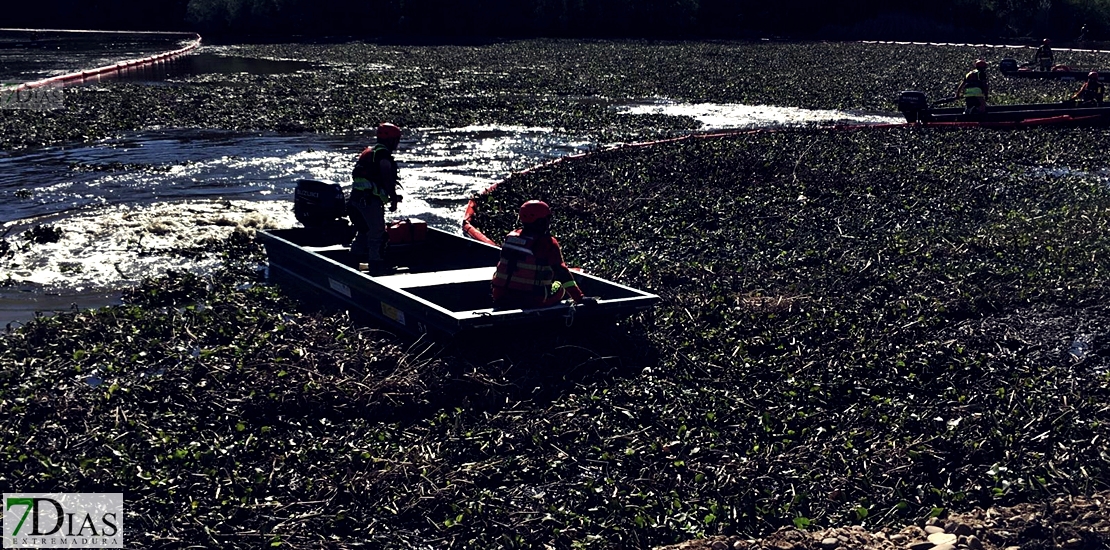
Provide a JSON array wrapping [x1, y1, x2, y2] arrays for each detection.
[[303, 244, 349, 252], [374, 266, 495, 289]]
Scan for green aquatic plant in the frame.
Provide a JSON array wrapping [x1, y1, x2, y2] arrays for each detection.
[[5, 40, 1110, 549], [20, 224, 63, 244], [3, 40, 1105, 151]]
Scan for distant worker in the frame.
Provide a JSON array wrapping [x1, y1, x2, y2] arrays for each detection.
[[955, 59, 990, 115], [491, 200, 598, 310], [1072, 71, 1105, 106], [1035, 39, 1054, 71], [348, 122, 403, 274]]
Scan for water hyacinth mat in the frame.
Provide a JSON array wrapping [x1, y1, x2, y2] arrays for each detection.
[[4, 40, 1109, 151], [4, 124, 1110, 548]]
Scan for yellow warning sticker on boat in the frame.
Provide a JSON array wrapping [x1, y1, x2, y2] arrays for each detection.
[[381, 302, 406, 325]]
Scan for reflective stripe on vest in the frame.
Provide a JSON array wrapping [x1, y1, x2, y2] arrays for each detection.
[[963, 70, 986, 98], [351, 178, 390, 203], [351, 144, 393, 202]]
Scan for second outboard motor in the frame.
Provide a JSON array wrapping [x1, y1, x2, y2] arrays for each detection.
[[896, 91, 928, 123], [998, 58, 1019, 74], [294, 179, 346, 228]]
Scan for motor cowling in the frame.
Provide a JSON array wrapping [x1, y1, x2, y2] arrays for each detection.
[[294, 179, 346, 228], [896, 91, 928, 123], [999, 58, 1019, 74]]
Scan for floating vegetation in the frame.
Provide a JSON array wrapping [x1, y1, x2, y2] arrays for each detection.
[[4, 40, 1110, 549], [5, 122, 1110, 548], [21, 223, 63, 244], [468, 124, 1110, 543], [3, 40, 1106, 151]]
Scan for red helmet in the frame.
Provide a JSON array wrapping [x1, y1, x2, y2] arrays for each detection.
[[975, 59, 988, 69], [1043, 38, 1051, 44], [376, 123, 401, 140], [1090, 71, 1100, 79], [519, 200, 551, 223]]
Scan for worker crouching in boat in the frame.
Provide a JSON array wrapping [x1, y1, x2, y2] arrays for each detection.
[[955, 59, 990, 115], [1072, 71, 1105, 106], [491, 200, 598, 310]]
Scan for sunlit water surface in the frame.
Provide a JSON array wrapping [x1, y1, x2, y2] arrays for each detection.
[[0, 38, 908, 328], [0, 29, 196, 83]]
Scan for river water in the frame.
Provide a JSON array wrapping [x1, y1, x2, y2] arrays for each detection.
[[0, 33, 903, 328]]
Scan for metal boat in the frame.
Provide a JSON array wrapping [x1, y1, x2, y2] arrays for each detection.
[[257, 180, 660, 338]]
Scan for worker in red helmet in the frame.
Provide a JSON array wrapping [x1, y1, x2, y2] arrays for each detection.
[[1035, 39, 1054, 71], [348, 122, 404, 274], [491, 200, 598, 309], [955, 59, 990, 115], [1072, 71, 1105, 106]]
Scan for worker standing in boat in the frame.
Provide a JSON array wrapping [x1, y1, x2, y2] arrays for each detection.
[[1072, 71, 1105, 106], [955, 59, 990, 115], [1035, 39, 1054, 71], [348, 122, 403, 274], [491, 200, 597, 309]]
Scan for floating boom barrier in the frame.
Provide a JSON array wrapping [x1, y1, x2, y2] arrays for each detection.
[[9, 30, 202, 91]]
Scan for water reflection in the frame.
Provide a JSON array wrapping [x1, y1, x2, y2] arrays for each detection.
[[0, 124, 591, 321], [0, 29, 196, 82], [619, 100, 903, 129], [1, 103, 902, 327], [91, 53, 318, 84]]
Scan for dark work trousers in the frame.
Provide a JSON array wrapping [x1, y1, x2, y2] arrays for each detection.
[[347, 190, 386, 263]]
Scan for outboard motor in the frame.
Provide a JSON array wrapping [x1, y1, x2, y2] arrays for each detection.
[[294, 179, 346, 228], [896, 91, 928, 123], [998, 58, 1019, 74]]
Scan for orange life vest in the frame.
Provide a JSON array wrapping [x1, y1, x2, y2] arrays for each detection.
[[492, 232, 555, 297]]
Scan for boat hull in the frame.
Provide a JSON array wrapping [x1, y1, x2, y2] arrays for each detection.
[[258, 226, 659, 338]]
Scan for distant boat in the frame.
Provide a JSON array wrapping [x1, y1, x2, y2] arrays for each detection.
[[896, 91, 1110, 127], [998, 58, 1109, 82]]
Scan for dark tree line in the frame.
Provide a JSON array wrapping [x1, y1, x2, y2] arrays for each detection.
[[3, 0, 1106, 41]]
